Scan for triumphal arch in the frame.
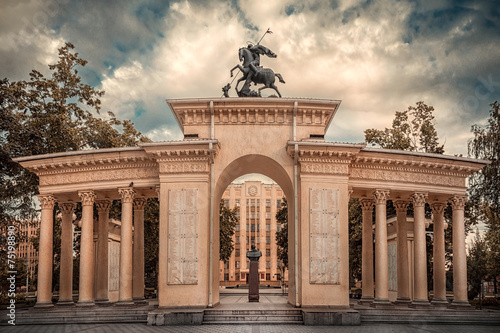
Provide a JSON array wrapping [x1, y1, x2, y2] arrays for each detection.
[[15, 96, 489, 325]]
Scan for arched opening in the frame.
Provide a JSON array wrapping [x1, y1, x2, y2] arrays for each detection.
[[218, 175, 288, 287], [212, 154, 296, 305]]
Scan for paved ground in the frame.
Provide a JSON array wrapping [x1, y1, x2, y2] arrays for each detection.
[[1, 323, 500, 333]]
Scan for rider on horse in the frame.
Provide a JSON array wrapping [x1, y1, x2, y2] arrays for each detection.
[[246, 43, 277, 78]]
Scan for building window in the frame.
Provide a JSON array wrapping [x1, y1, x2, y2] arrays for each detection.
[[266, 224, 271, 231], [224, 199, 230, 207], [266, 212, 271, 219], [235, 249, 240, 257], [266, 199, 271, 207], [277, 199, 282, 208], [235, 236, 240, 244], [236, 224, 240, 232], [235, 261, 240, 269], [266, 261, 271, 269], [266, 236, 270, 244], [266, 249, 271, 256], [277, 224, 281, 231]]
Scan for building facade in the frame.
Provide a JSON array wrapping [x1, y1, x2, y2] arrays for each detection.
[[219, 181, 288, 286]]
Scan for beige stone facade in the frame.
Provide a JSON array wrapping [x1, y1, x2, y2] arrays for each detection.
[[14, 97, 488, 310], [219, 181, 288, 287]]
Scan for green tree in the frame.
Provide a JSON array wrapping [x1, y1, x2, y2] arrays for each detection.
[[468, 101, 500, 295], [144, 198, 159, 290], [275, 198, 288, 268], [467, 234, 489, 300], [0, 42, 149, 225], [219, 200, 238, 263], [348, 199, 363, 287], [0, 42, 150, 297], [364, 101, 444, 153]]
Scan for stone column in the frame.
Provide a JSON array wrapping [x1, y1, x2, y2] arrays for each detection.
[[35, 194, 56, 307], [449, 195, 470, 307], [58, 201, 75, 305], [95, 199, 112, 304], [394, 200, 411, 304], [77, 190, 96, 306], [359, 199, 375, 304], [372, 189, 393, 307], [431, 202, 448, 306], [133, 197, 147, 303], [411, 192, 429, 307], [118, 187, 135, 305]]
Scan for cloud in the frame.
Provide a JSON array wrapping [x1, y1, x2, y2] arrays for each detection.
[[1, 0, 499, 156]]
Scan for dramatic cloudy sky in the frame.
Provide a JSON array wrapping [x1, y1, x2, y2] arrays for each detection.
[[1, 0, 500, 157]]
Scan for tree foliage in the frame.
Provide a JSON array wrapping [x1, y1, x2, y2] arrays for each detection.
[[348, 199, 363, 287], [468, 101, 500, 293], [0, 42, 150, 225], [275, 198, 288, 268], [467, 234, 489, 300], [364, 101, 444, 154], [0, 42, 150, 295], [219, 200, 238, 263]]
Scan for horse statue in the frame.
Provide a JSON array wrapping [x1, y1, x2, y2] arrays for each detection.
[[230, 46, 285, 97]]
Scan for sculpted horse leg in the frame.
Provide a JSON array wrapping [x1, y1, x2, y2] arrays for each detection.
[[230, 64, 244, 77]]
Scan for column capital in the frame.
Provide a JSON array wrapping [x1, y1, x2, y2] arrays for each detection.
[[348, 187, 353, 200], [373, 189, 390, 204], [96, 199, 112, 213], [449, 195, 467, 210], [411, 192, 428, 207], [60, 202, 75, 214], [119, 188, 136, 203], [133, 197, 147, 210], [38, 194, 56, 210], [78, 191, 96, 206], [430, 202, 446, 215], [360, 198, 375, 212], [394, 200, 409, 212]]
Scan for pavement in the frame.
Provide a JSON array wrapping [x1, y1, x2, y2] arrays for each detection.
[[1, 323, 500, 333], [2, 289, 499, 332]]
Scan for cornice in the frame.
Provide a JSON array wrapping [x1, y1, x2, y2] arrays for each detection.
[[167, 97, 341, 132], [351, 157, 474, 177]]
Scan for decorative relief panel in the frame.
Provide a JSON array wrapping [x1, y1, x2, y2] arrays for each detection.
[[109, 242, 120, 291], [309, 188, 340, 284], [159, 161, 209, 174], [388, 243, 397, 292], [39, 166, 158, 186], [301, 162, 349, 175], [168, 189, 198, 285], [350, 168, 465, 188]]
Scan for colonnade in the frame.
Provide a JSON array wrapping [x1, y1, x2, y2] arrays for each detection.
[[358, 190, 469, 308], [35, 188, 148, 307]]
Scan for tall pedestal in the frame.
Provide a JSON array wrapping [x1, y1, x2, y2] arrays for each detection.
[[248, 260, 260, 302]]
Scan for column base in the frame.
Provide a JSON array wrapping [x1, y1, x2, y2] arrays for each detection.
[[394, 297, 412, 306], [95, 298, 113, 306], [133, 297, 149, 305], [34, 301, 54, 308], [370, 298, 394, 309], [409, 299, 430, 308], [56, 300, 75, 306], [448, 300, 471, 309], [116, 299, 135, 306], [76, 300, 95, 307], [358, 297, 374, 306], [431, 298, 449, 307]]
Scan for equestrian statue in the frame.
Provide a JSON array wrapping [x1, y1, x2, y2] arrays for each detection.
[[222, 29, 285, 98]]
